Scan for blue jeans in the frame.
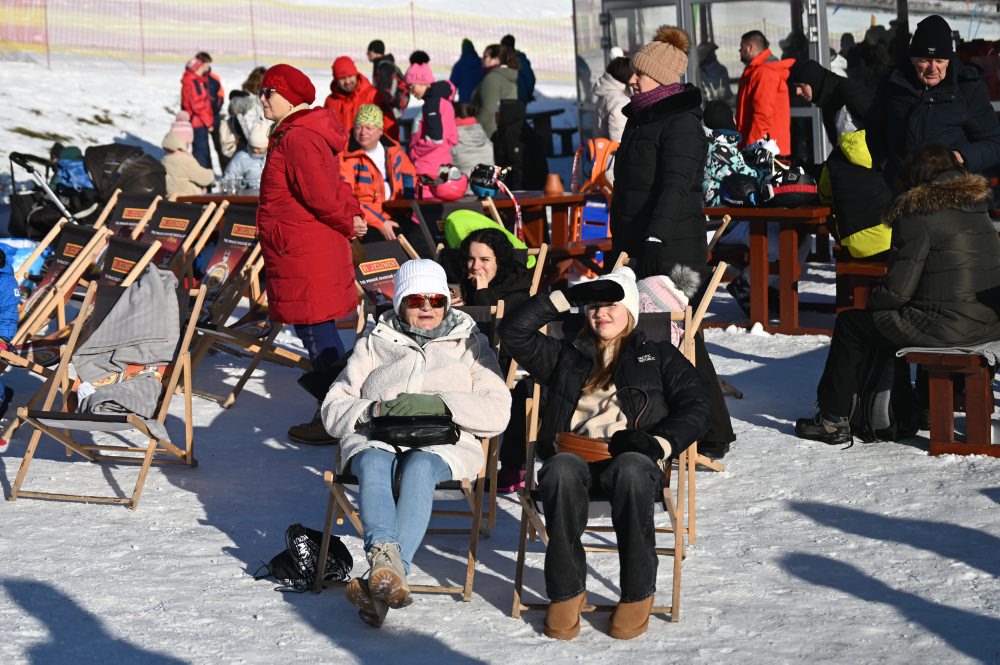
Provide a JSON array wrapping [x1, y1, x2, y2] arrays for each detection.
[[192, 126, 212, 170], [293, 321, 345, 373], [351, 448, 451, 574]]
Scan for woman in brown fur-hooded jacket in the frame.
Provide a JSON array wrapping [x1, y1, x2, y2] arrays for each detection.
[[796, 143, 1000, 444]]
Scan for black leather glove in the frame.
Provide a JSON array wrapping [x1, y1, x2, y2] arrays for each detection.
[[565, 279, 625, 307], [609, 429, 664, 462], [638, 241, 673, 279]]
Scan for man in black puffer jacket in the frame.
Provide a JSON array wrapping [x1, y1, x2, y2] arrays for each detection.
[[865, 15, 1000, 192]]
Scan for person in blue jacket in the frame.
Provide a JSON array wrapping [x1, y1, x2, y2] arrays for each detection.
[[501, 34, 536, 104], [0, 250, 20, 420], [449, 38, 483, 103]]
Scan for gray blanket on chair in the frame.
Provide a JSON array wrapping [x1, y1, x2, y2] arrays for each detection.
[[71, 266, 180, 441], [896, 340, 1000, 367]]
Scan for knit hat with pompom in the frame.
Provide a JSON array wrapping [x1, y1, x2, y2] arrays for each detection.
[[631, 25, 690, 86]]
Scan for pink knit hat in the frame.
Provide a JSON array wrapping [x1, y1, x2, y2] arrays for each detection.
[[404, 63, 434, 85], [170, 111, 194, 144]]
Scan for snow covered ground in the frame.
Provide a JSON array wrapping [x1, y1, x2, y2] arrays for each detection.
[[0, 59, 999, 665]]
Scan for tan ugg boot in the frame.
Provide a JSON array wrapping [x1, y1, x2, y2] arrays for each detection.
[[608, 595, 654, 640], [543, 592, 587, 640]]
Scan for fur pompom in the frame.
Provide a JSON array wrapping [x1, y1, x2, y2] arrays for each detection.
[[653, 25, 690, 54], [668, 264, 702, 299]]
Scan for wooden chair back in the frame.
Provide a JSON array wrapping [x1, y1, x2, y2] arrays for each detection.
[[95, 192, 162, 237]]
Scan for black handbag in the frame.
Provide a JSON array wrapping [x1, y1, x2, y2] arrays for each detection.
[[369, 415, 460, 448]]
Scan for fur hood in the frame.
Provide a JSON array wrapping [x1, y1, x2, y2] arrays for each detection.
[[887, 172, 993, 223]]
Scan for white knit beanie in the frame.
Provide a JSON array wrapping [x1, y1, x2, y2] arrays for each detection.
[[590, 266, 640, 324], [392, 259, 450, 314]]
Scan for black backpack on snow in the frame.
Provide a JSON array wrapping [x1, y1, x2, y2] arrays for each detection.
[[849, 349, 919, 443]]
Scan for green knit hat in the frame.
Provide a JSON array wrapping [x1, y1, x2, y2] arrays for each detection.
[[354, 104, 383, 129]]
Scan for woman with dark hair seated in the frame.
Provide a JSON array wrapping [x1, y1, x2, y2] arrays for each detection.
[[447, 227, 533, 310], [796, 143, 1000, 444], [499, 267, 710, 640]]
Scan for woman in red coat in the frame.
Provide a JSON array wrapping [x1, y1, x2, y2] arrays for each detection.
[[257, 64, 367, 444]]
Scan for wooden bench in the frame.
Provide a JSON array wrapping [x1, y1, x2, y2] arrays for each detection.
[[903, 351, 999, 458], [834, 249, 887, 312]]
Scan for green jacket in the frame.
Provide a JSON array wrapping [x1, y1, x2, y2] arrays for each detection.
[[471, 67, 518, 137]]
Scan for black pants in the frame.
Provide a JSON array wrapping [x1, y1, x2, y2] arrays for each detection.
[[538, 452, 662, 603], [817, 308, 898, 417]]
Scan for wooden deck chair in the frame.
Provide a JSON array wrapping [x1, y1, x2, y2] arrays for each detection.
[[130, 200, 219, 280], [94, 192, 162, 238], [511, 373, 688, 622], [14, 223, 111, 344], [355, 235, 421, 315], [313, 304, 506, 601], [6, 279, 207, 509]]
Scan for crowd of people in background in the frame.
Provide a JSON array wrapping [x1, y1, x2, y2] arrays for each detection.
[[129, 13, 1000, 637]]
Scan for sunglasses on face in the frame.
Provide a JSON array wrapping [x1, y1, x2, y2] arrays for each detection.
[[259, 87, 277, 100], [404, 294, 448, 309]]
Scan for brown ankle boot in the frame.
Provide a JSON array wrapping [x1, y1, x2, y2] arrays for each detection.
[[543, 592, 586, 640], [609, 595, 654, 640]]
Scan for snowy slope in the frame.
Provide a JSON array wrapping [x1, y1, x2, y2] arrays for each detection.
[[0, 59, 998, 665]]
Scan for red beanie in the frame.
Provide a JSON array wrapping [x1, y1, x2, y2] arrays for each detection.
[[261, 64, 316, 107], [332, 56, 359, 79]]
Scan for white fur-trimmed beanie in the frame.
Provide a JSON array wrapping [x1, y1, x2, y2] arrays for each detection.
[[631, 25, 691, 86], [392, 259, 450, 314], [592, 266, 640, 324]]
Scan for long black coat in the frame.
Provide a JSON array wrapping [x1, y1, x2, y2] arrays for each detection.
[[498, 293, 710, 460], [791, 60, 872, 143], [610, 85, 707, 268], [868, 172, 1000, 347], [865, 59, 1000, 190]]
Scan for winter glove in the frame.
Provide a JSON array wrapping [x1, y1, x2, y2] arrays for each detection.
[[380, 393, 448, 417], [638, 240, 674, 280], [565, 279, 625, 307], [608, 429, 664, 462]]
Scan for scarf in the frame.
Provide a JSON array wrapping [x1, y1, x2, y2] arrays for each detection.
[[629, 83, 685, 113], [393, 308, 463, 347]]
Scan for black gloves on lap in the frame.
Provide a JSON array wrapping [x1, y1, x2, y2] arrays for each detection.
[[609, 429, 664, 462]]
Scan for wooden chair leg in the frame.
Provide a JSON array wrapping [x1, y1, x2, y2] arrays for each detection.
[[313, 483, 339, 592], [511, 503, 531, 618]]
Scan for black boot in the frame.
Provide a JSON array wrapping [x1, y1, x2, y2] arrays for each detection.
[[795, 412, 851, 445]]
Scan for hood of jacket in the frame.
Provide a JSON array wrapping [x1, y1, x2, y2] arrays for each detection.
[[746, 49, 794, 76], [839, 129, 872, 168], [270, 106, 348, 154], [424, 79, 456, 103], [456, 120, 491, 146], [375, 307, 479, 347], [486, 67, 518, 86], [460, 39, 477, 58], [623, 83, 702, 124], [328, 73, 376, 101], [887, 172, 992, 223], [593, 71, 629, 99]]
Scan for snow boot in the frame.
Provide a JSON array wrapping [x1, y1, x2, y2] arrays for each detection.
[[0, 386, 13, 421], [288, 410, 337, 446], [495, 466, 526, 495], [543, 592, 587, 640], [345, 577, 389, 627], [794, 412, 851, 445], [608, 595, 654, 640], [367, 542, 412, 609]]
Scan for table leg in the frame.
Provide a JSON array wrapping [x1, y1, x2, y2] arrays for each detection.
[[778, 223, 801, 334], [748, 219, 768, 327], [534, 116, 554, 157], [549, 205, 570, 247], [927, 370, 956, 454], [521, 205, 545, 248]]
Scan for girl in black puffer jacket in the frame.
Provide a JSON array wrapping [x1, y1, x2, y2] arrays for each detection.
[[499, 267, 709, 641], [796, 143, 1000, 445]]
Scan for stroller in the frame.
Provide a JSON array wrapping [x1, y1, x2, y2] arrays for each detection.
[[9, 143, 166, 240]]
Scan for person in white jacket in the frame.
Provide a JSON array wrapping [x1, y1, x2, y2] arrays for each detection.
[[322, 259, 510, 628], [592, 57, 632, 142]]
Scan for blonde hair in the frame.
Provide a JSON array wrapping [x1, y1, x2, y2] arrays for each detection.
[[581, 313, 635, 394]]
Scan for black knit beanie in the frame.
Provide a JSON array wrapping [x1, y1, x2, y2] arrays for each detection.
[[909, 15, 953, 59], [703, 100, 736, 132]]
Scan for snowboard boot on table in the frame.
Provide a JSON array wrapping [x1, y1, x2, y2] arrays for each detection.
[[794, 412, 851, 445]]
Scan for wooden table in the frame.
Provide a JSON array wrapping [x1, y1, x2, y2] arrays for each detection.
[[705, 206, 832, 335], [177, 194, 258, 206], [383, 191, 586, 249]]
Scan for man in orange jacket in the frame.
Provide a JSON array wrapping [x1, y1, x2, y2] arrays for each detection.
[[340, 104, 416, 242], [324, 56, 396, 144], [735, 30, 794, 155]]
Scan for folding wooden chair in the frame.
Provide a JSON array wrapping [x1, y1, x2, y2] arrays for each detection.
[[313, 304, 505, 601], [131, 199, 220, 280], [6, 278, 207, 509], [511, 377, 688, 622], [94, 192, 162, 238]]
